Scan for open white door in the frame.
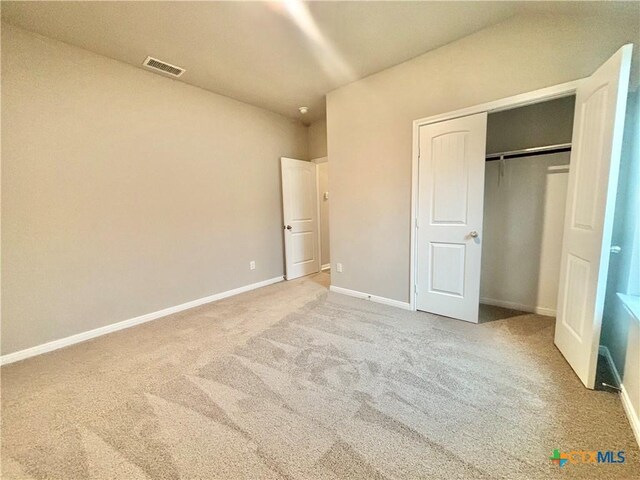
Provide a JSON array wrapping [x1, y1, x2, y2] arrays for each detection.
[[281, 157, 320, 280], [555, 44, 632, 389], [416, 112, 487, 322]]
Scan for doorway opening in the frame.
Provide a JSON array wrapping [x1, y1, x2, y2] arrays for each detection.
[[479, 96, 575, 323], [280, 156, 330, 283]]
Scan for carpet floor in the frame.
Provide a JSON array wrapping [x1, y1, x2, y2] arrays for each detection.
[[1, 272, 638, 479]]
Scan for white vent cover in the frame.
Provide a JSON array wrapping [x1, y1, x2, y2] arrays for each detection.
[[142, 56, 185, 77]]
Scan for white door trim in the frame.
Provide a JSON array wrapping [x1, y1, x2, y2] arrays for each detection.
[[410, 79, 583, 311]]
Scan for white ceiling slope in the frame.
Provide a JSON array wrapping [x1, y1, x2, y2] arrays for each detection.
[[2, 1, 638, 122]]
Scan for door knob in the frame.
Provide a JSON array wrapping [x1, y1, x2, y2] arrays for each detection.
[[285, 225, 292, 230], [470, 231, 478, 238]]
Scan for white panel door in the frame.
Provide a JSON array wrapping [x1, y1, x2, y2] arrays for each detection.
[[416, 113, 488, 322], [281, 157, 320, 280], [555, 44, 632, 388]]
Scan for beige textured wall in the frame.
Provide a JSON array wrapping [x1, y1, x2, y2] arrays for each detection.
[[309, 119, 329, 266], [327, 12, 639, 302], [308, 119, 327, 159], [1, 24, 308, 354], [317, 162, 330, 267]]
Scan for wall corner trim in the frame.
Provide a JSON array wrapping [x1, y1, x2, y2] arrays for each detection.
[[0, 276, 284, 366], [329, 285, 411, 310], [599, 345, 640, 447]]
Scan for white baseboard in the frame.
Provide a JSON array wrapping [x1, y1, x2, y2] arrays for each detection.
[[329, 285, 411, 311], [321, 264, 331, 271], [0, 276, 284, 366], [534, 306, 557, 317], [599, 345, 640, 448], [480, 297, 556, 317]]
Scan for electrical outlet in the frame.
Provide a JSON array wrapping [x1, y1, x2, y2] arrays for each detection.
[[249, 261, 256, 270], [336, 263, 343, 273]]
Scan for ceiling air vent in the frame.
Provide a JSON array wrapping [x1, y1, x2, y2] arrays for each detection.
[[142, 56, 185, 78]]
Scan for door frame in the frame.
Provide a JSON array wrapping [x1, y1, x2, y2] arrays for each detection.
[[410, 79, 583, 311]]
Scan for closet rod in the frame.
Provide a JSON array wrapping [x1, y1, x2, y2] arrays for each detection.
[[486, 142, 572, 161]]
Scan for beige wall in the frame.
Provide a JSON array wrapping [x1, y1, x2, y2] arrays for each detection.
[[327, 12, 639, 302], [1, 24, 308, 355], [317, 162, 330, 267], [309, 118, 329, 266], [308, 119, 327, 159]]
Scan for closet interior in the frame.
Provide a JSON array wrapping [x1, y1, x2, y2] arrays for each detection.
[[480, 96, 576, 319]]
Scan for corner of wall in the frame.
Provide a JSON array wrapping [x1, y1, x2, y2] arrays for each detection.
[[308, 118, 328, 160]]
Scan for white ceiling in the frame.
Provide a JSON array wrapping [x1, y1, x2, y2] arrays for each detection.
[[2, 1, 637, 122]]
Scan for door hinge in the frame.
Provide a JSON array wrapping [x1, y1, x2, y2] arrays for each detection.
[[414, 285, 418, 294], [415, 218, 419, 229]]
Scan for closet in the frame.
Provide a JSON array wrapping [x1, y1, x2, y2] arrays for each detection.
[[413, 45, 630, 386], [480, 96, 576, 318]]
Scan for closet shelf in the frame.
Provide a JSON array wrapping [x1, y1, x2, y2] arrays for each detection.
[[486, 142, 572, 161]]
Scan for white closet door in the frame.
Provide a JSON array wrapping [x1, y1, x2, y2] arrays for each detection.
[[416, 113, 487, 322], [554, 44, 632, 389]]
